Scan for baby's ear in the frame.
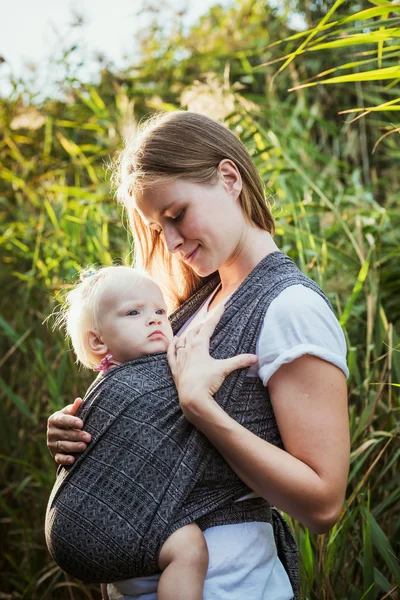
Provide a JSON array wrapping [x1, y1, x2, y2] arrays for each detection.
[[87, 330, 108, 356]]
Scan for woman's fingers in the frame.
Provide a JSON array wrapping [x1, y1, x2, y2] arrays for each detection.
[[61, 397, 84, 424], [167, 336, 180, 377], [52, 439, 88, 455], [48, 412, 84, 430], [198, 303, 225, 341], [183, 328, 197, 346], [54, 452, 77, 466], [62, 397, 83, 413], [48, 426, 91, 444], [47, 398, 91, 461], [173, 304, 224, 354], [221, 353, 258, 376], [49, 432, 89, 464]]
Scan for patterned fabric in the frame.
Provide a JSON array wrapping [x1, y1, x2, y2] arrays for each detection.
[[45, 251, 332, 596]]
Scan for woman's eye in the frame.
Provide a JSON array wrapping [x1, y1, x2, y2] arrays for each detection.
[[171, 210, 185, 222], [128, 310, 139, 316], [155, 309, 166, 315]]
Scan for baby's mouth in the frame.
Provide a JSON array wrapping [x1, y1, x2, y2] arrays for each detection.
[[148, 330, 165, 339]]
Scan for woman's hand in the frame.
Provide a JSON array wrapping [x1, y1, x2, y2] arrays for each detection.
[[167, 303, 258, 422], [47, 398, 91, 465]]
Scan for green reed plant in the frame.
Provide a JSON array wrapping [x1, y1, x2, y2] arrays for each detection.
[[1, 1, 399, 598]]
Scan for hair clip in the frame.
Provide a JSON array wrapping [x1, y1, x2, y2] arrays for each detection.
[[80, 268, 97, 282]]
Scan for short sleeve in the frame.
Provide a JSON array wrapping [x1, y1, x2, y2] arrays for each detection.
[[257, 284, 349, 386]]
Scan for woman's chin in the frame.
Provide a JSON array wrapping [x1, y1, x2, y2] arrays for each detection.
[[193, 267, 214, 278], [189, 260, 215, 278]]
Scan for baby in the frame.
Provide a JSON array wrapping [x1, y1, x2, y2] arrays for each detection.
[[55, 265, 208, 600]]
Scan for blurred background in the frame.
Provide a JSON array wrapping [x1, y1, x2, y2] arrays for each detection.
[[0, 1, 399, 598]]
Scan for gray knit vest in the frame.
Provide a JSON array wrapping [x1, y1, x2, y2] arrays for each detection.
[[45, 251, 332, 598]]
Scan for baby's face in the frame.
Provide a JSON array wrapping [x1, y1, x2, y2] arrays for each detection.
[[97, 274, 173, 363]]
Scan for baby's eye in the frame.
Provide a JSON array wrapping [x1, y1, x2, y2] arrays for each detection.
[[155, 309, 166, 315], [128, 309, 139, 316]]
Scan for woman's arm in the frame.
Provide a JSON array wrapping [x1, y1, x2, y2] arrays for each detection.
[[168, 306, 350, 534], [179, 356, 348, 533]]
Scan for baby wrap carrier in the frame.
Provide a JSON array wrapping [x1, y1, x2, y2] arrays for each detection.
[[45, 252, 332, 597]]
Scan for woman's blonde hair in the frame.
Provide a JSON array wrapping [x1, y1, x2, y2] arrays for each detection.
[[54, 266, 151, 369], [113, 111, 274, 310]]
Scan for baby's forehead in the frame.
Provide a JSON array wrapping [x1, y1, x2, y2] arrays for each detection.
[[100, 271, 164, 303]]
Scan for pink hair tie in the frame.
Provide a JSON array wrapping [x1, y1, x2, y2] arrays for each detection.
[[93, 354, 120, 373]]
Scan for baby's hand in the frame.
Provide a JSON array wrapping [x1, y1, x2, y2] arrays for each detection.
[[47, 398, 91, 465]]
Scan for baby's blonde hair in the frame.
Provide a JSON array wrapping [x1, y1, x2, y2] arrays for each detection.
[[54, 266, 152, 369]]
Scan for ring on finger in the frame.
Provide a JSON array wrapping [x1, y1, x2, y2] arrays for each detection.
[[176, 345, 185, 350], [56, 440, 61, 451]]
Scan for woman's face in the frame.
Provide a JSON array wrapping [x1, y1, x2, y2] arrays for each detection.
[[134, 162, 248, 277]]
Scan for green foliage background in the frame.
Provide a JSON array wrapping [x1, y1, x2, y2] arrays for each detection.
[[1, 1, 399, 598]]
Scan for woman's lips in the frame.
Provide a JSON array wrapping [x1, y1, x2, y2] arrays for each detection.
[[184, 245, 200, 264]]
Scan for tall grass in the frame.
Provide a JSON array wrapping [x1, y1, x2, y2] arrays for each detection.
[[0, 1, 399, 598]]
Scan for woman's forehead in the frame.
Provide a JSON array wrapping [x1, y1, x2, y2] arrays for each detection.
[[134, 180, 187, 219]]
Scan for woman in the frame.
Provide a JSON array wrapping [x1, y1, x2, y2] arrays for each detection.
[[47, 111, 350, 600]]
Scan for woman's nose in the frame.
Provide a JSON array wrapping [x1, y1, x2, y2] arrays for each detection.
[[162, 224, 183, 254]]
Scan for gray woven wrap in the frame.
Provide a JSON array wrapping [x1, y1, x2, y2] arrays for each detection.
[[45, 251, 332, 597]]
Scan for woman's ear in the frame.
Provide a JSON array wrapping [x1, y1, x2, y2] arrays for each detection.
[[218, 159, 242, 198], [87, 330, 108, 357]]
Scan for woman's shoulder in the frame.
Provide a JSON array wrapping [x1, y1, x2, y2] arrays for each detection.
[[255, 251, 331, 314], [256, 284, 349, 385], [267, 282, 331, 314], [263, 283, 345, 344]]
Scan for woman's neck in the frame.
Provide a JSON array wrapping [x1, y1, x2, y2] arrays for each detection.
[[211, 229, 279, 306]]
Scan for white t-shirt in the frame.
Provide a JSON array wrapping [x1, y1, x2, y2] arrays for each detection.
[[107, 283, 348, 600]]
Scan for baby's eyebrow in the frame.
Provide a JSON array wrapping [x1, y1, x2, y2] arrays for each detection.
[[121, 301, 144, 309]]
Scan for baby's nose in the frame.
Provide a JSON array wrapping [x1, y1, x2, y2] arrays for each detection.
[[148, 314, 162, 324]]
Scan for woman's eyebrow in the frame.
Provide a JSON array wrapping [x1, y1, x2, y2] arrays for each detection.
[[160, 201, 177, 216], [145, 201, 179, 227]]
